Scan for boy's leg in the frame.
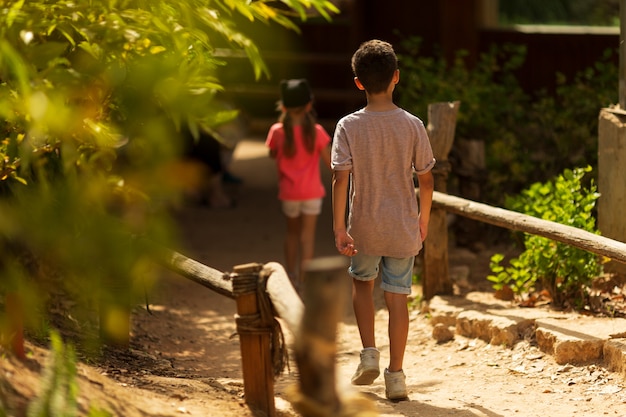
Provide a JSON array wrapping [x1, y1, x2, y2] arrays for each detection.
[[351, 278, 379, 385], [384, 291, 409, 372], [349, 254, 381, 385], [353, 278, 376, 348], [379, 256, 413, 400]]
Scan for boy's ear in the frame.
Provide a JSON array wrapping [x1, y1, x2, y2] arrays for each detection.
[[394, 69, 400, 84], [353, 77, 366, 91]]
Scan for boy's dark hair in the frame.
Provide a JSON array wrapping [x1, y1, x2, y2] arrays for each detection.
[[351, 39, 398, 94]]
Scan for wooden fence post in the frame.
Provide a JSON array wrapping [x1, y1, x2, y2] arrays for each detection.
[[452, 138, 486, 248], [598, 108, 626, 275], [287, 257, 378, 417], [422, 101, 460, 300], [231, 263, 276, 417]]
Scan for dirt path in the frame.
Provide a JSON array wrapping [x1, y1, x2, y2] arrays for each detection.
[[3, 136, 626, 416], [136, 136, 625, 416]]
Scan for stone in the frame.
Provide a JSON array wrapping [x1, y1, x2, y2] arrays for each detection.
[[432, 323, 454, 343], [603, 338, 626, 378], [426, 293, 626, 372], [455, 310, 520, 346], [535, 317, 626, 365]]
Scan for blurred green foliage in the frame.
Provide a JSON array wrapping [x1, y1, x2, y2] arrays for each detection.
[[27, 331, 79, 417], [0, 0, 338, 350], [26, 331, 113, 416]]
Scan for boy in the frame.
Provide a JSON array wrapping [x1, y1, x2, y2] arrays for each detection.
[[331, 39, 435, 400]]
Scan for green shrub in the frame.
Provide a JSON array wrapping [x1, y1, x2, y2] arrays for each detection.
[[397, 38, 531, 203], [397, 38, 528, 144], [396, 37, 618, 205], [488, 166, 603, 309], [519, 48, 618, 187]]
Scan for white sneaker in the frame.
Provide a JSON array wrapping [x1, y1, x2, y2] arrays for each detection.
[[384, 368, 408, 400], [351, 348, 380, 385]]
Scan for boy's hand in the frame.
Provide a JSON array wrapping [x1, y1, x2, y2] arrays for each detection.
[[334, 231, 358, 257], [419, 217, 429, 241]]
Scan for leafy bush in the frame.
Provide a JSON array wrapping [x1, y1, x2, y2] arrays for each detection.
[[487, 166, 603, 309], [397, 38, 531, 201], [397, 38, 528, 144], [518, 48, 618, 187], [396, 37, 618, 205]]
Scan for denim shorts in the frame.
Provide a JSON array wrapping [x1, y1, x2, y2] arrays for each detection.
[[348, 252, 415, 295], [281, 198, 323, 218]]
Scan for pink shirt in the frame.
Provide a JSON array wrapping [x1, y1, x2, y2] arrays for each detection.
[[265, 123, 331, 201]]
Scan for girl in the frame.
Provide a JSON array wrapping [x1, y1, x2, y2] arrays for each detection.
[[265, 79, 332, 292]]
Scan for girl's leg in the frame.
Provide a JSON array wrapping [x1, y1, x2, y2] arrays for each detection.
[[384, 291, 409, 372], [285, 215, 301, 284], [298, 213, 318, 279]]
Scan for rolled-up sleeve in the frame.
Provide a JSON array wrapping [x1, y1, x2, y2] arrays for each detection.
[[414, 123, 436, 174], [331, 122, 352, 171]]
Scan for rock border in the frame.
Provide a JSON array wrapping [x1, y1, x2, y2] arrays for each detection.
[[425, 293, 626, 378]]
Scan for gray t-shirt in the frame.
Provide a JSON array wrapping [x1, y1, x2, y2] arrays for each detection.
[[331, 107, 435, 257]]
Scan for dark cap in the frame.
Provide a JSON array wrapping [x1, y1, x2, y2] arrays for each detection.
[[280, 79, 312, 108]]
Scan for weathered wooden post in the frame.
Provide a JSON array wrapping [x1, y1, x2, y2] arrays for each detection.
[[286, 256, 378, 417], [231, 263, 276, 417], [597, 0, 626, 274], [451, 138, 486, 248], [422, 101, 460, 300], [598, 109, 626, 275], [617, 0, 626, 110]]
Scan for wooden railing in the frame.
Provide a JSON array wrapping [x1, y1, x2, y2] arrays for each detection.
[[159, 187, 626, 416], [160, 193, 626, 417], [432, 191, 626, 264], [421, 101, 626, 299], [160, 250, 378, 417], [157, 101, 626, 416]]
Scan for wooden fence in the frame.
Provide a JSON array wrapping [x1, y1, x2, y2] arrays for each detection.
[[160, 193, 626, 417], [155, 101, 626, 416], [161, 185, 626, 417], [162, 250, 378, 417], [2, 99, 625, 415]]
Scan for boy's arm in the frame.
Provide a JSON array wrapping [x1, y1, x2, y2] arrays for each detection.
[[332, 169, 357, 256], [417, 171, 434, 241]]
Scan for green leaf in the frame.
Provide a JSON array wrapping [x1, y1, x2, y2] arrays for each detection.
[[77, 41, 103, 60], [5, 0, 25, 28]]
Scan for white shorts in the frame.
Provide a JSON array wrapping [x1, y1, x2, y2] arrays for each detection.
[[281, 198, 323, 218]]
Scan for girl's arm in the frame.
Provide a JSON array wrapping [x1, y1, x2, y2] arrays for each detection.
[[320, 144, 331, 170]]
